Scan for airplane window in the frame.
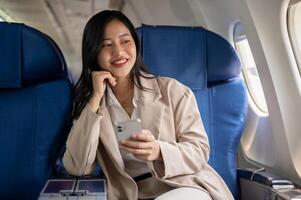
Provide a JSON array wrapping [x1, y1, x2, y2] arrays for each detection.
[[288, 1, 301, 75], [233, 22, 268, 113]]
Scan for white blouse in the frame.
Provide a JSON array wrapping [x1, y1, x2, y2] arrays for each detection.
[[106, 85, 150, 178]]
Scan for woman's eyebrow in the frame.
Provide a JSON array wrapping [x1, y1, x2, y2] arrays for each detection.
[[119, 33, 131, 38], [102, 33, 130, 41]]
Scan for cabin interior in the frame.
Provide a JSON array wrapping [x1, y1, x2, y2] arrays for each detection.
[[0, 0, 301, 199]]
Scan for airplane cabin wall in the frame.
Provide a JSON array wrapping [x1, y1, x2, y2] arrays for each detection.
[[243, 0, 301, 183], [122, 0, 206, 28]]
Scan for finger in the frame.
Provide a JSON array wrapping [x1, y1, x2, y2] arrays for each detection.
[[91, 70, 111, 77], [134, 155, 153, 162], [92, 72, 113, 81], [103, 73, 116, 86], [132, 130, 154, 142], [92, 71, 115, 80], [120, 145, 150, 155], [108, 78, 117, 86], [120, 140, 152, 149], [91, 72, 107, 81], [96, 75, 117, 88]]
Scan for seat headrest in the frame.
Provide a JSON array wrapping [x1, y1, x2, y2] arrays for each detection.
[[137, 24, 241, 89], [0, 22, 67, 88]]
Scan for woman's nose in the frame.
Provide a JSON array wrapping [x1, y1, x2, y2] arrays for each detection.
[[112, 43, 124, 56]]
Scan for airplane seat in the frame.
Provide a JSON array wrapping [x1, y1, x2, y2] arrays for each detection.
[[137, 25, 248, 199], [0, 22, 73, 200]]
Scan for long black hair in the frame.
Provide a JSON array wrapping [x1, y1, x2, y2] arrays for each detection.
[[72, 10, 154, 119]]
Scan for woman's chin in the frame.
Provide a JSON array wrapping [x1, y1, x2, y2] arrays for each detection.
[[109, 68, 131, 78], [112, 72, 132, 79]]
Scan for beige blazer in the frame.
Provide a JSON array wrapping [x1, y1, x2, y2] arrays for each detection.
[[63, 76, 234, 200]]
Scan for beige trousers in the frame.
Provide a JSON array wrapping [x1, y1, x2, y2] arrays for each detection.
[[155, 187, 213, 200]]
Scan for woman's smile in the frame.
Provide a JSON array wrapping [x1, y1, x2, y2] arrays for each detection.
[[111, 57, 129, 68]]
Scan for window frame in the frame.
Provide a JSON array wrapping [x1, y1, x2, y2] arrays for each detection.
[[233, 21, 269, 114], [288, 0, 301, 76]]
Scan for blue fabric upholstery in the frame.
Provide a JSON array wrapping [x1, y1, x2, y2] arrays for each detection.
[[137, 25, 248, 199], [0, 22, 72, 200]]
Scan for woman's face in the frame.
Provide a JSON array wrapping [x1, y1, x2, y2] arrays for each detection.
[[97, 19, 137, 78]]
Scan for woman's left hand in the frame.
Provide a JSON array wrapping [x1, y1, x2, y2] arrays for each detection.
[[120, 129, 162, 162]]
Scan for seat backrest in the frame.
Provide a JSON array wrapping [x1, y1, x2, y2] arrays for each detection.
[[0, 22, 73, 200], [137, 25, 248, 199]]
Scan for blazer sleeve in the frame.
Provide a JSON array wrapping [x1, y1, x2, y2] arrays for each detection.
[[63, 104, 103, 176], [150, 88, 210, 179]]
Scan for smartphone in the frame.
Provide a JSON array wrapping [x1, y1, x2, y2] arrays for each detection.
[[114, 119, 142, 141]]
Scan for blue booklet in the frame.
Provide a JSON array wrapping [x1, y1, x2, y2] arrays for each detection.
[[76, 179, 106, 194], [40, 179, 75, 197], [39, 179, 106, 200]]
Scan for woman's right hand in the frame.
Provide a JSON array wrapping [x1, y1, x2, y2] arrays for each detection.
[[88, 71, 116, 112]]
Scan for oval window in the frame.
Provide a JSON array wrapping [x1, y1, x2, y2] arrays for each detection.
[[233, 22, 268, 113]]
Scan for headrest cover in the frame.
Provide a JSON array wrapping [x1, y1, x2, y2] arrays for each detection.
[[137, 25, 241, 89], [206, 30, 241, 83], [0, 23, 22, 88], [0, 22, 67, 88], [138, 25, 206, 90]]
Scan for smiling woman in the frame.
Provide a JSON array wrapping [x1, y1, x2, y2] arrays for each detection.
[[62, 10, 233, 200], [97, 19, 137, 78], [71, 10, 151, 120]]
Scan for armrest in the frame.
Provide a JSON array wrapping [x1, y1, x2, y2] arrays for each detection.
[[238, 168, 301, 200], [238, 168, 294, 189]]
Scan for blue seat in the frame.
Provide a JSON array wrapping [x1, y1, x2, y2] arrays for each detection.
[[137, 25, 248, 199], [0, 22, 73, 200]]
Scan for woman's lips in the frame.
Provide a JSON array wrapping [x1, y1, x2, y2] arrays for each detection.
[[111, 58, 128, 68]]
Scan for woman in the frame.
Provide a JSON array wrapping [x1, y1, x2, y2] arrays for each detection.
[[63, 10, 234, 200]]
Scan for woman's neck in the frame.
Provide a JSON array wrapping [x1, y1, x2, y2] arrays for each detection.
[[111, 76, 135, 117], [111, 76, 134, 102]]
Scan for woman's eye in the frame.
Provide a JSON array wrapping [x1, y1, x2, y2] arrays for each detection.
[[101, 43, 112, 48], [122, 40, 130, 44]]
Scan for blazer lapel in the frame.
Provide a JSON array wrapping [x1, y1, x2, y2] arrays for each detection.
[[98, 98, 125, 171], [137, 77, 165, 139]]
